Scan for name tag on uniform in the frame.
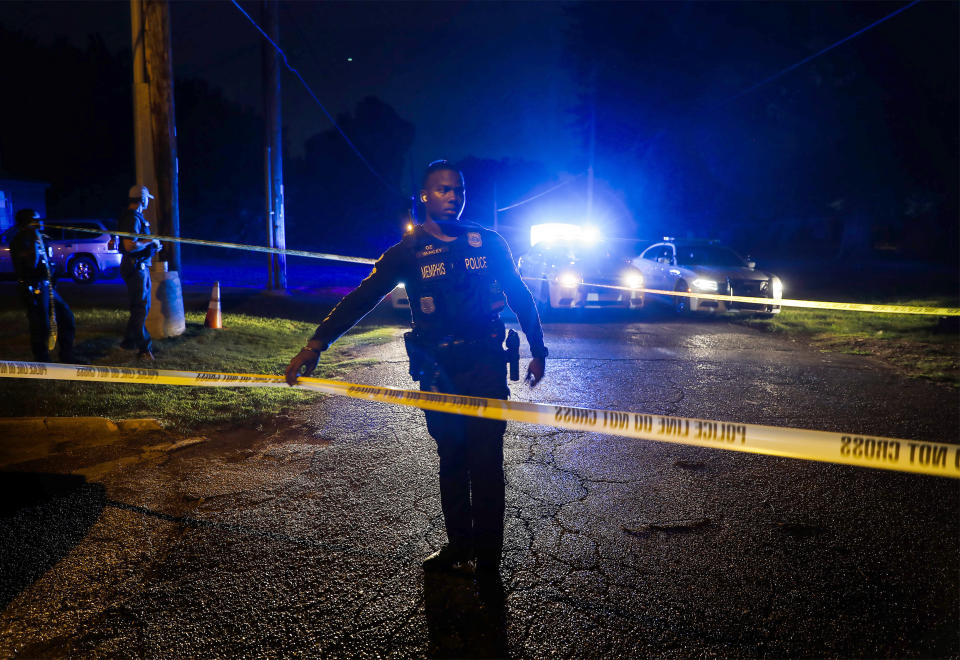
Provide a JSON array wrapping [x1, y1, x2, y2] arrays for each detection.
[[420, 262, 446, 279]]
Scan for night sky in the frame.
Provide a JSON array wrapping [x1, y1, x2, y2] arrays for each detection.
[[0, 0, 956, 261], [0, 1, 577, 165]]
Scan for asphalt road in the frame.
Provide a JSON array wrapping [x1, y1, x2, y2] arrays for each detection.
[[0, 307, 957, 658]]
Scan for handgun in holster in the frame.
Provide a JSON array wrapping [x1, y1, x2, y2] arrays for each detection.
[[504, 329, 520, 381], [403, 331, 429, 382]]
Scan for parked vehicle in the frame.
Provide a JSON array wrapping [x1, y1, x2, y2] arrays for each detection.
[[518, 241, 645, 316], [46, 220, 122, 283], [631, 238, 782, 315]]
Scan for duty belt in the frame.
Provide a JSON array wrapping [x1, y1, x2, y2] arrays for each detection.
[[403, 323, 521, 382]]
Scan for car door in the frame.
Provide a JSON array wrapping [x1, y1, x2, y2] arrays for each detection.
[[636, 244, 670, 290]]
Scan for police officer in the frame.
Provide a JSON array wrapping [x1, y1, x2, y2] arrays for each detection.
[[286, 160, 547, 599], [119, 184, 160, 360], [10, 209, 77, 363]]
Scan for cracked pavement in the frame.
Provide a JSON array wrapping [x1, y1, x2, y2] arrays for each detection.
[[1, 315, 957, 657]]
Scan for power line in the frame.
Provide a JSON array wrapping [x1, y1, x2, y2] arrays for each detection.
[[627, 1, 924, 155], [720, 0, 924, 106], [228, 0, 398, 195], [497, 173, 584, 213]]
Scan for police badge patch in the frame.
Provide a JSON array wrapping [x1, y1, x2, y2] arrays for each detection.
[[467, 232, 482, 247], [420, 296, 436, 314]]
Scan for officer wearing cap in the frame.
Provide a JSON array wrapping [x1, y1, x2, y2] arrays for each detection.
[[10, 209, 77, 363], [119, 184, 161, 360], [286, 160, 547, 601]]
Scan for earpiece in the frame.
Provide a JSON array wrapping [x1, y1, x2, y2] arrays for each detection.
[[420, 194, 428, 203]]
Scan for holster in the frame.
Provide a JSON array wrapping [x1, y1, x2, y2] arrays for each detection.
[[403, 331, 431, 382], [504, 329, 520, 381]]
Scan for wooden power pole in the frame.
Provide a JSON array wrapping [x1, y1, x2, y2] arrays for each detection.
[[131, 0, 185, 336], [262, 0, 287, 291]]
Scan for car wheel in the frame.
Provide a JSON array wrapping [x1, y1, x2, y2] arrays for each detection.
[[69, 256, 98, 284], [674, 281, 691, 316]]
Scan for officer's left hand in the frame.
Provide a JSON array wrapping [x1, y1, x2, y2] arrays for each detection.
[[524, 357, 545, 388]]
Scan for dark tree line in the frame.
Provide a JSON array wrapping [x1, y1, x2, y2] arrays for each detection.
[[0, 26, 133, 218]]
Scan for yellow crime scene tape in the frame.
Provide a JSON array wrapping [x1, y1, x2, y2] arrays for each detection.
[[525, 277, 960, 317], [43, 224, 960, 316], [1, 360, 956, 479], [42, 224, 377, 266]]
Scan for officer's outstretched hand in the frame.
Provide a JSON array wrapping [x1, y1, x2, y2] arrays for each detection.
[[525, 357, 545, 388], [285, 346, 322, 386]]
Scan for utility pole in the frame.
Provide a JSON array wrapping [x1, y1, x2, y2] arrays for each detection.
[[492, 180, 498, 233], [131, 0, 185, 337], [586, 64, 597, 223], [262, 0, 287, 291]]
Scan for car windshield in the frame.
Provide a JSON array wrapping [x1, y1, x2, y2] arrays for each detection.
[[539, 242, 632, 266], [674, 245, 745, 267]]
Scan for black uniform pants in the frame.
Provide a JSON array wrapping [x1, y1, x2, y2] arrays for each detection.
[[20, 282, 75, 362], [121, 260, 152, 353], [421, 350, 509, 569]]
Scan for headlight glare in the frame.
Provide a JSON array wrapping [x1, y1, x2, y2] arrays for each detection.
[[558, 271, 581, 288], [623, 272, 643, 290], [692, 278, 718, 291], [771, 277, 783, 299]]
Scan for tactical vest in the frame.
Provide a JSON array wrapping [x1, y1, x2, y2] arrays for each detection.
[[404, 222, 507, 340]]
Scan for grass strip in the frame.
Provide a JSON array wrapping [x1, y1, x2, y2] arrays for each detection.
[[738, 298, 959, 386], [0, 308, 399, 430]]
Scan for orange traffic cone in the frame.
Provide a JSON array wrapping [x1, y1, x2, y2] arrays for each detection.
[[204, 281, 222, 329]]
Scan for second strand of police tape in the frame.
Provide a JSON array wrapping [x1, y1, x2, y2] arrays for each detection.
[[1, 360, 956, 479], [42, 224, 960, 317]]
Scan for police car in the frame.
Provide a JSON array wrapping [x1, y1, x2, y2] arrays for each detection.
[[517, 224, 644, 316], [631, 238, 782, 315]]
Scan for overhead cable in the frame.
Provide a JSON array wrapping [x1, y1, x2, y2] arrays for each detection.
[[720, 0, 924, 105], [229, 0, 398, 195], [497, 173, 584, 213]]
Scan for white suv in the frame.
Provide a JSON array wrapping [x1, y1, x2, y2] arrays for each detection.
[[47, 220, 122, 283], [632, 239, 782, 315]]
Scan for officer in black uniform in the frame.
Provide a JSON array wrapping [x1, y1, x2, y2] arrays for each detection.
[[286, 160, 547, 597], [10, 208, 76, 363], [118, 184, 160, 360]]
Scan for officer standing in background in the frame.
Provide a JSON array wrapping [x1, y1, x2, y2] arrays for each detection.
[[285, 160, 547, 602], [10, 209, 76, 363], [119, 185, 160, 361]]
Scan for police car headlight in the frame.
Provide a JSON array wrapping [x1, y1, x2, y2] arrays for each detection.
[[558, 271, 581, 288], [623, 272, 643, 290], [692, 278, 718, 291], [771, 276, 783, 299]]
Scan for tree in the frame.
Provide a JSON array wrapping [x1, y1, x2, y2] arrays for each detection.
[[287, 96, 414, 257]]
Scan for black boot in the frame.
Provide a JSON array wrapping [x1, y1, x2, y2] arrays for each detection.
[[423, 544, 474, 572]]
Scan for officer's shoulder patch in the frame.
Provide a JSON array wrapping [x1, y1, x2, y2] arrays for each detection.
[[467, 232, 482, 248]]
